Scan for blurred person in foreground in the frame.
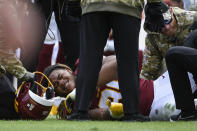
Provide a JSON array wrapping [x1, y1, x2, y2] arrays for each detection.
[[0, 0, 47, 119], [0, 0, 43, 83]]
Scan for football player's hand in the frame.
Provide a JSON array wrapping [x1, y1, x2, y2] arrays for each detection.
[[57, 95, 74, 119], [106, 99, 124, 119], [64, 94, 74, 115], [57, 89, 76, 119], [144, 2, 165, 33]]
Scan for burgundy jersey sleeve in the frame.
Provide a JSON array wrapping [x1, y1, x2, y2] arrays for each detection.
[[139, 78, 154, 116], [89, 88, 100, 109], [139, 50, 143, 72], [74, 58, 79, 75]]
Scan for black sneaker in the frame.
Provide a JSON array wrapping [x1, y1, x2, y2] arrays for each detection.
[[121, 113, 150, 122], [67, 111, 89, 121], [170, 111, 197, 121]]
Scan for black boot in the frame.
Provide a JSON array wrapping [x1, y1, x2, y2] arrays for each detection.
[[67, 111, 89, 121], [121, 113, 150, 122], [170, 110, 197, 121]]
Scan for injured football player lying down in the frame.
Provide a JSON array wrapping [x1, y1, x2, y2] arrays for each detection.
[[44, 52, 180, 121]]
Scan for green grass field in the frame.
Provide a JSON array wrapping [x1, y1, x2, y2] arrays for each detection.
[[1, 117, 197, 131]]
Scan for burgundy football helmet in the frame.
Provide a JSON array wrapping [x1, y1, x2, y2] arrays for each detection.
[[14, 72, 55, 120]]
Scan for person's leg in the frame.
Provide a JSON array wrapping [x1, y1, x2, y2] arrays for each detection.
[[20, 0, 49, 72], [74, 12, 111, 115], [112, 13, 141, 114], [166, 46, 197, 113], [150, 71, 180, 121], [54, 0, 80, 70], [0, 76, 19, 120]]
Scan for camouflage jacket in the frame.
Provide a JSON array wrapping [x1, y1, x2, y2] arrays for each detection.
[[81, 0, 161, 19], [0, 49, 26, 79], [141, 7, 197, 80]]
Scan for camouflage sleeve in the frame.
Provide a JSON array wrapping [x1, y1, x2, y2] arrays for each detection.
[[140, 36, 164, 80], [0, 51, 26, 79], [0, 64, 6, 77]]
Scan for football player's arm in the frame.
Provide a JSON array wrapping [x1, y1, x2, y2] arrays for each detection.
[[97, 55, 117, 87], [140, 36, 163, 80], [88, 108, 110, 120]]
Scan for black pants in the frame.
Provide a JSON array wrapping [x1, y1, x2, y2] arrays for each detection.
[[0, 76, 19, 120], [75, 12, 141, 114], [35, 0, 80, 70], [19, 2, 45, 72], [165, 46, 197, 111]]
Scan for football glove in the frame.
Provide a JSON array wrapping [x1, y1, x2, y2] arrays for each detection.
[[106, 99, 124, 119], [64, 88, 76, 114], [57, 89, 76, 119]]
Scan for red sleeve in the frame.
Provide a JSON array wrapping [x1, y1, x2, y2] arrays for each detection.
[[138, 50, 143, 72], [139, 78, 154, 116], [74, 58, 79, 75]]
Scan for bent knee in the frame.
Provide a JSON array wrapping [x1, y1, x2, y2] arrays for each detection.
[[165, 46, 183, 61]]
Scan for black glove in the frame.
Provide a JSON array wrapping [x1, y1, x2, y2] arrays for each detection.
[[46, 87, 55, 99], [20, 71, 35, 83], [65, 0, 81, 18], [144, 2, 165, 33]]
